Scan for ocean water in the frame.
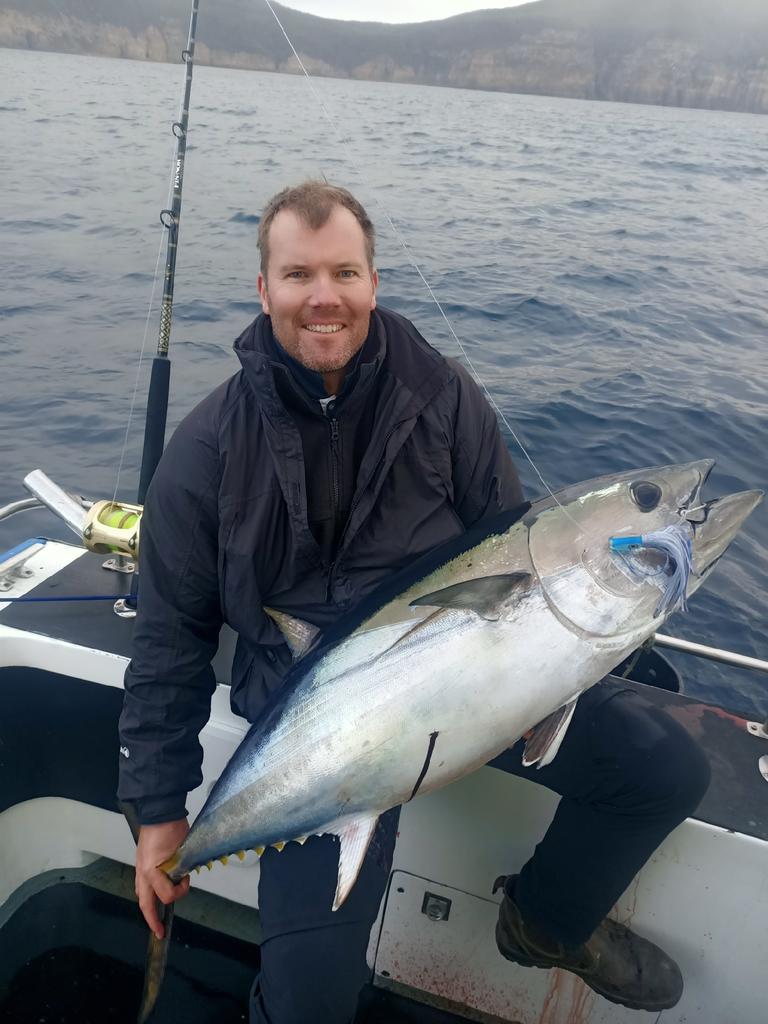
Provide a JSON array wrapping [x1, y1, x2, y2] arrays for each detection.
[[1, 48, 766, 714]]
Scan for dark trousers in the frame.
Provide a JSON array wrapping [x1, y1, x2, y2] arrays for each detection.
[[249, 682, 710, 1023]]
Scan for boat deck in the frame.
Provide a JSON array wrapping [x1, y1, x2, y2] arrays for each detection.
[[0, 877, 466, 1023]]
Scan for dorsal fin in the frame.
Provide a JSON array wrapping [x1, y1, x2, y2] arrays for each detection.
[[264, 607, 320, 660], [409, 572, 531, 621]]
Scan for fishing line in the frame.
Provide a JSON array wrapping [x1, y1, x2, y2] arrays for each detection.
[[261, 0, 580, 524]]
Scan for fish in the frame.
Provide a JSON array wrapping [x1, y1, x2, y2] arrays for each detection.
[[162, 460, 760, 892], [136, 459, 760, 1020]]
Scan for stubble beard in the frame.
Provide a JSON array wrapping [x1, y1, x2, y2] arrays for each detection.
[[293, 335, 360, 374]]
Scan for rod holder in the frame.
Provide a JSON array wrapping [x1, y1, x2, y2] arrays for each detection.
[[23, 470, 88, 537]]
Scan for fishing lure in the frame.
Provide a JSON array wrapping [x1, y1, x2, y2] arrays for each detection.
[[610, 523, 694, 616]]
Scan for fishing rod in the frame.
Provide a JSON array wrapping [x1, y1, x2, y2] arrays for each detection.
[[137, 0, 200, 506], [123, 7, 201, 1021]]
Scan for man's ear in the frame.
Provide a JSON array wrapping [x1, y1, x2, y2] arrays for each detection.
[[257, 272, 270, 314], [370, 268, 379, 310]]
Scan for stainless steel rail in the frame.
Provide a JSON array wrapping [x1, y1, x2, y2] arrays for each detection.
[[0, 498, 44, 523], [654, 633, 768, 675]]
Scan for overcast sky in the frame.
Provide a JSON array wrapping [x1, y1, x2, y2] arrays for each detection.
[[284, 1, 534, 24]]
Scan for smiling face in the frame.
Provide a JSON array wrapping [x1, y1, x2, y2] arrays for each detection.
[[257, 206, 379, 394]]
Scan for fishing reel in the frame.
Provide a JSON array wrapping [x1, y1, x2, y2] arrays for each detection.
[[83, 500, 143, 558], [22, 470, 144, 561]]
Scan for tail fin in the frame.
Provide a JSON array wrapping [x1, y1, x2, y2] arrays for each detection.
[[137, 918, 174, 1024], [120, 801, 174, 1024]]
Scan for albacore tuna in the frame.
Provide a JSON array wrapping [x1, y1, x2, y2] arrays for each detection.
[[161, 460, 761, 908]]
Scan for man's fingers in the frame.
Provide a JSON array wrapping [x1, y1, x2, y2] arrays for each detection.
[[150, 867, 181, 905], [134, 818, 191, 937], [154, 871, 189, 905], [136, 869, 188, 938], [137, 881, 165, 940]]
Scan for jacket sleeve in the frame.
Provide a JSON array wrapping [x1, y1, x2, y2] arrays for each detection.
[[118, 401, 223, 825], [448, 361, 525, 527]]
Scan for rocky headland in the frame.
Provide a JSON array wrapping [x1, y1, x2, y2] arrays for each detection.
[[2, 0, 767, 115]]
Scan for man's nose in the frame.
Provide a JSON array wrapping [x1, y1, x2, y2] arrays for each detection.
[[308, 273, 341, 306]]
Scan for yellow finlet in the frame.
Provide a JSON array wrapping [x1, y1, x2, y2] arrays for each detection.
[[193, 866, 201, 875], [273, 841, 286, 852], [158, 851, 182, 876], [206, 860, 213, 870], [296, 836, 307, 845], [219, 855, 229, 866], [255, 845, 265, 856], [236, 850, 246, 861]]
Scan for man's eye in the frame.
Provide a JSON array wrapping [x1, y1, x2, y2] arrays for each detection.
[[339, 269, 357, 279], [287, 271, 307, 279]]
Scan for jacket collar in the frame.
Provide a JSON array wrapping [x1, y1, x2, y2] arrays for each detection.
[[234, 306, 453, 422], [233, 311, 385, 416]]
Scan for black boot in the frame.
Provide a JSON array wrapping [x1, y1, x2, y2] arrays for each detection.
[[493, 876, 683, 1011]]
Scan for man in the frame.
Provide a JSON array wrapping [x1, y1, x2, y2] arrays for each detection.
[[119, 181, 710, 1023]]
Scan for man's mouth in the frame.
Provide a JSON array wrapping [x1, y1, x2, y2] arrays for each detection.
[[304, 323, 344, 334]]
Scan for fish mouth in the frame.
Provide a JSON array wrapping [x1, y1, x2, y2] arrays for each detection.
[[677, 459, 762, 582], [687, 487, 763, 580], [680, 458, 715, 512]]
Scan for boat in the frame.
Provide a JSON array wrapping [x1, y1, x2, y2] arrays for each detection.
[[1, 486, 767, 1023], [1, 3, 767, 1023]]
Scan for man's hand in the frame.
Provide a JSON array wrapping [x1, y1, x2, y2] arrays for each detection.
[[136, 819, 191, 939]]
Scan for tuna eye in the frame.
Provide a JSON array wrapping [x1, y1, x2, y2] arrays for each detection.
[[630, 480, 662, 512]]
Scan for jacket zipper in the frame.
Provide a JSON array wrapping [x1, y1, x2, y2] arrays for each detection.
[[326, 414, 341, 601], [329, 415, 340, 520]]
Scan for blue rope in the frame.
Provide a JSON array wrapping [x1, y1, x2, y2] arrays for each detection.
[[2, 594, 131, 603]]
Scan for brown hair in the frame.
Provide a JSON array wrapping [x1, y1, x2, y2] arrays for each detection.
[[258, 181, 376, 276]]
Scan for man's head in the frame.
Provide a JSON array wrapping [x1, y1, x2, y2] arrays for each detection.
[[257, 182, 378, 393]]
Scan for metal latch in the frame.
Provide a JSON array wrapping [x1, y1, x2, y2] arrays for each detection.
[[421, 892, 452, 922], [0, 538, 46, 592]]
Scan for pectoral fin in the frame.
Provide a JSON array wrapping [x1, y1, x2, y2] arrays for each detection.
[[264, 607, 320, 660], [332, 814, 379, 911], [409, 573, 531, 621], [522, 697, 579, 768]]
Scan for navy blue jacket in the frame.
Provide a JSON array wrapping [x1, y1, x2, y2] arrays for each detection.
[[118, 307, 524, 824]]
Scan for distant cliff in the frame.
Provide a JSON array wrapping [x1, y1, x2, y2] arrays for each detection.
[[2, 0, 768, 115]]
